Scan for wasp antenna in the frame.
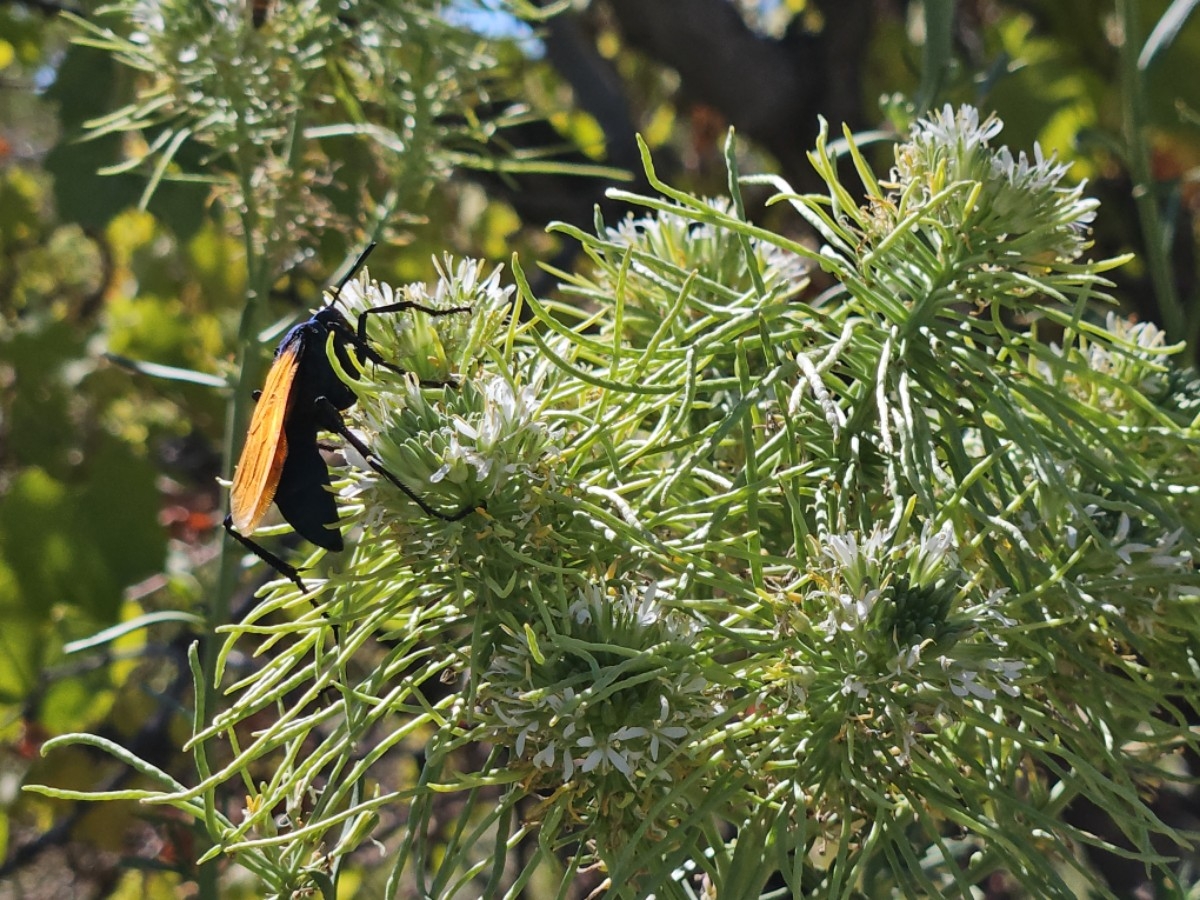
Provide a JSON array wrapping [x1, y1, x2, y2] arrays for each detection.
[[330, 242, 378, 305]]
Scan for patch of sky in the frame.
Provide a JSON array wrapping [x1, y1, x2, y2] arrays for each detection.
[[441, 0, 545, 59]]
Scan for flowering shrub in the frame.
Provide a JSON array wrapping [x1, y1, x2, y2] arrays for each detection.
[[35, 106, 1200, 898]]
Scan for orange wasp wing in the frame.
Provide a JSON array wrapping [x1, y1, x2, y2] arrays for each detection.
[[229, 342, 301, 535]]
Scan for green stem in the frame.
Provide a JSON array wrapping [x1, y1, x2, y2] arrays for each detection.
[[1117, 0, 1185, 341], [212, 235, 267, 640], [208, 148, 269, 674], [196, 144, 270, 900]]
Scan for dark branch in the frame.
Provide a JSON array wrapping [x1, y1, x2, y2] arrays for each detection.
[[601, 0, 873, 187], [0, 0, 82, 16]]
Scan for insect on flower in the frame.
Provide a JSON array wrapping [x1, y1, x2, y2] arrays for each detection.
[[223, 243, 477, 590]]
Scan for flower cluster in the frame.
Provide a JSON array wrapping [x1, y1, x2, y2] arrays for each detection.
[[889, 104, 1097, 263], [339, 256, 513, 375], [77, 0, 512, 261], [599, 196, 809, 344], [1069, 507, 1189, 571], [126, 0, 326, 135], [1062, 502, 1195, 634], [775, 521, 1024, 767], [336, 259, 563, 562], [479, 579, 716, 789], [1048, 312, 1188, 417], [606, 197, 808, 288], [1031, 313, 1200, 495]]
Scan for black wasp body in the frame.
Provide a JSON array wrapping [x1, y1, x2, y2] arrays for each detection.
[[224, 249, 473, 590]]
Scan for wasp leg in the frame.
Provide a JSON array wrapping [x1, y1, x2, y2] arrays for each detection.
[[312, 398, 477, 522], [354, 299, 472, 346], [223, 514, 309, 592]]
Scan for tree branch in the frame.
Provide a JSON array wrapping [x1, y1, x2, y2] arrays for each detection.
[[603, 0, 873, 186]]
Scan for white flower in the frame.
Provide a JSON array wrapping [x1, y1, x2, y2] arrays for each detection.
[[913, 104, 1003, 153], [982, 659, 1024, 697], [948, 669, 995, 701], [577, 733, 634, 776], [841, 677, 868, 698], [531, 744, 556, 769], [917, 521, 955, 570]]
